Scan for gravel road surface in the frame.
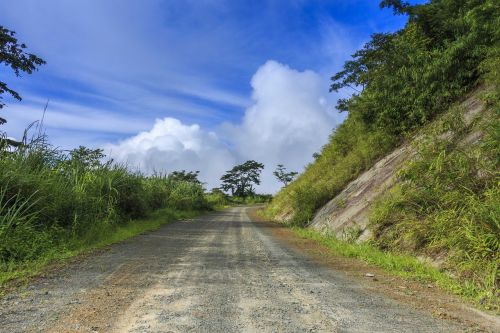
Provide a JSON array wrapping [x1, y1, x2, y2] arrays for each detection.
[[0, 206, 465, 332]]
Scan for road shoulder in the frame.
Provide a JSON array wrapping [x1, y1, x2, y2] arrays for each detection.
[[247, 207, 500, 333]]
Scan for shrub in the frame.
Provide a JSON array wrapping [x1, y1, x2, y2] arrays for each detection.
[[0, 137, 209, 267]]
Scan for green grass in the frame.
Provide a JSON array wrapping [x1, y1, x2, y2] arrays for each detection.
[[266, 0, 499, 226], [291, 227, 499, 312], [0, 207, 206, 294], [266, 1, 499, 313]]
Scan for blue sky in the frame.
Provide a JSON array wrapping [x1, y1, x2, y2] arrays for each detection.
[[0, 0, 412, 192]]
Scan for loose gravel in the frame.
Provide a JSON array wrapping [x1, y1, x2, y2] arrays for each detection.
[[0, 207, 464, 332]]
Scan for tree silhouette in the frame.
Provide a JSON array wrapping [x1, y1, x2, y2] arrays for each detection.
[[273, 164, 298, 186], [1, 25, 46, 125], [168, 170, 202, 185], [220, 160, 264, 197]]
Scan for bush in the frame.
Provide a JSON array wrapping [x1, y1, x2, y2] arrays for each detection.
[[0, 139, 209, 267]]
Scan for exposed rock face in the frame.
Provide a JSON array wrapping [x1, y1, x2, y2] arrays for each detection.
[[309, 143, 412, 241], [309, 89, 485, 242]]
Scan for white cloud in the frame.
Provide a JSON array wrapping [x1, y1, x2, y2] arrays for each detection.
[[106, 61, 339, 193], [104, 118, 236, 189], [227, 60, 338, 192]]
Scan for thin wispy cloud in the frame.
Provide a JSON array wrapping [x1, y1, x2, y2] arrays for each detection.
[[0, 0, 408, 192], [107, 61, 339, 192]]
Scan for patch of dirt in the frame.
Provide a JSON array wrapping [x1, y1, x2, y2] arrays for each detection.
[[46, 262, 150, 333]]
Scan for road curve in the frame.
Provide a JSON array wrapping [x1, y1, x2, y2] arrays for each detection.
[[0, 206, 461, 332]]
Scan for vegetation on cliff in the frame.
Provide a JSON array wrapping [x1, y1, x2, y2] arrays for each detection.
[[266, 0, 499, 305]]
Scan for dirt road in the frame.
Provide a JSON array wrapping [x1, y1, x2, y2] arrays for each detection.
[[0, 207, 477, 332]]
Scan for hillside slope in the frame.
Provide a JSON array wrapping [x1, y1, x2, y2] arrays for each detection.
[[309, 89, 485, 242], [266, 0, 499, 306], [267, 87, 499, 307]]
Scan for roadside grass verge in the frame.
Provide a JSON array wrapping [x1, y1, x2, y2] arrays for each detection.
[[290, 227, 499, 312], [0, 207, 206, 296]]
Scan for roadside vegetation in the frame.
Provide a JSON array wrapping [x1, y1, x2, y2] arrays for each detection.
[[291, 227, 498, 311], [0, 137, 274, 289], [0, 138, 211, 288], [369, 100, 499, 307], [0, 26, 276, 289], [266, 0, 499, 307]]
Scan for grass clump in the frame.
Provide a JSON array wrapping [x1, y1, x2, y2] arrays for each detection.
[[369, 101, 499, 306], [0, 138, 211, 288]]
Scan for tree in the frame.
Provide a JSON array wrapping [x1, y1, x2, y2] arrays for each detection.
[[1, 25, 46, 125], [379, 0, 411, 15], [273, 164, 298, 187], [69, 146, 107, 170], [329, 0, 498, 135], [220, 160, 264, 197], [168, 170, 202, 185]]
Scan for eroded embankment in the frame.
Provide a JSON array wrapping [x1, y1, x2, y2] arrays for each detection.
[[308, 91, 486, 241]]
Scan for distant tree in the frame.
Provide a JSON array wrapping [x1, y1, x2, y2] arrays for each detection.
[[69, 146, 106, 170], [220, 160, 264, 197], [1, 25, 46, 125], [273, 164, 298, 187], [220, 171, 238, 196], [168, 170, 202, 185]]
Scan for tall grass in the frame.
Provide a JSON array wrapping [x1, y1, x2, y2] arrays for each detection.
[[266, 118, 398, 225], [265, 0, 499, 306], [0, 135, 210, 282], [369, 101, 500, 304]]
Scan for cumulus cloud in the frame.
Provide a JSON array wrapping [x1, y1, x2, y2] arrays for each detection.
[[106, 61, 338, 193], [227, 60, 337, 192], [104, 118, 236, 189]]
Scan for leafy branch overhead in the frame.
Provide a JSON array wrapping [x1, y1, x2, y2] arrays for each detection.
[[0, 25, 46, 124]]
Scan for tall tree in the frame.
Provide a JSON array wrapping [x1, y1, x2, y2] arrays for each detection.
[[1, 25, 46, 125], [273, 164, 298, 187], [220, 160, 264, 197]]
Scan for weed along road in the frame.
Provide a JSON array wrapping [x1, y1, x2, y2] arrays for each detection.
[[1, 207, 463, 332]]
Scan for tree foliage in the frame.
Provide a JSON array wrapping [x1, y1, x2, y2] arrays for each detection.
[[273, 164, 298, 186], [68, 146, 107, 170], [220, 160, 264, 197], [270, 0, 499, 226], [331, 0, 499, 134], [168, 170, 202, 185], [0, 26, 45, 125]]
